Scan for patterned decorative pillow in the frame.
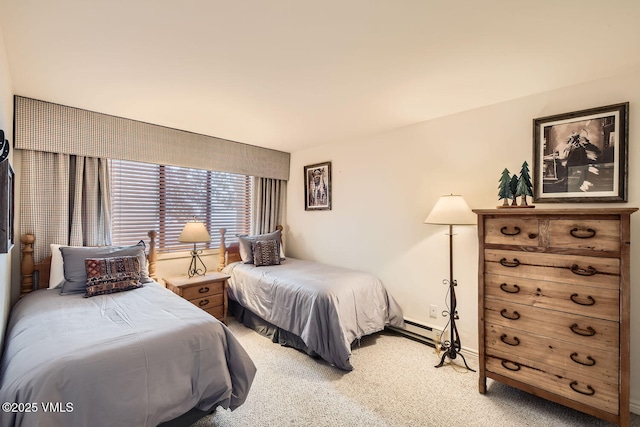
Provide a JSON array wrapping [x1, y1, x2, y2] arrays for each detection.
[[252, 239, 281, 267], [84, 256, 143, 298]]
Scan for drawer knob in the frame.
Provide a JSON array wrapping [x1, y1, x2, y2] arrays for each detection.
[[570, 227, 597, 239], [500, 334, 520, 346], [570, 352, 596, 367], [501, 360, 521, 371], [500, 309, 520, 320], [499, 283, 520, 294], [499, 258, 520, 268], [570, 381, 595, 396], [198, 286, 210, 294], [570, 323, 596, 337], [500, 226, 521, 236], [199, 299, 209, 307], [570, 293, 596, 306], [570, 264, 597, 276]]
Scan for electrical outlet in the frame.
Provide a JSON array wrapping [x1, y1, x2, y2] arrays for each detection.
[[429, 304, 437, 318]]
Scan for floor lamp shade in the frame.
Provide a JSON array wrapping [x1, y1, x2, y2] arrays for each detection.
[[424, 194, 476, 225]]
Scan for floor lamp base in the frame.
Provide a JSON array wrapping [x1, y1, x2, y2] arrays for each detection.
[[435, 345, 475, 372]]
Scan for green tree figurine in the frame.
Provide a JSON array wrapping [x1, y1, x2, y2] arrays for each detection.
[[509, 174, 519, 206], [498, 168, 513, 206], [516, 161, 533, 206]]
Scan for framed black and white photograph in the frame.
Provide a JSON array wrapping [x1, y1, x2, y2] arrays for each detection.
[[533, 102, 628, 203], [0, 159, 14, 253], [304, 161, 331, 211]]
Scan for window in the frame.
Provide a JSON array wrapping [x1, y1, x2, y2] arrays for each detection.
[[110, 159, 251, 252]]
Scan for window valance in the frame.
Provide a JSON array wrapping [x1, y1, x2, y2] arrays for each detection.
[[14, 96, 290, 181]]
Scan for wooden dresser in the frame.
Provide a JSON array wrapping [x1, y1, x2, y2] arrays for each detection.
[[164, 272, 230, 323], [474, 208, 636, 426]]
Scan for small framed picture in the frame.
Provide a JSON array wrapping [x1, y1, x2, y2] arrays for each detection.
[[0, 160, 14, 253], [532, 103, 628, 203], [304, 161, 331, 211]]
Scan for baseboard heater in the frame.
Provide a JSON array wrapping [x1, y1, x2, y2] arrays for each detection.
[[388, 319, 441, 349]]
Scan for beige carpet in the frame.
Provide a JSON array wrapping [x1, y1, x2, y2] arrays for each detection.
[[194, 319, 640, 427]]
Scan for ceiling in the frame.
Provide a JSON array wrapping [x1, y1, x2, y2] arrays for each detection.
[[1, 1, 639, 153]]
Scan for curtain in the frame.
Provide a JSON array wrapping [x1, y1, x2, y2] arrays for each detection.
[[20, 150, 111, 262], [252, 177, 286, 235]]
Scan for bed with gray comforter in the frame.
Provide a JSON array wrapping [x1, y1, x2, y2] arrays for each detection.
[[222, 258, 404, 371], [0, 283, 256, 427]]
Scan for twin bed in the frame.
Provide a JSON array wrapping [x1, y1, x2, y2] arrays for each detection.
[[1, 233, 256, 427], [2, 226, 403, 426], [218, 227, 404, 371]]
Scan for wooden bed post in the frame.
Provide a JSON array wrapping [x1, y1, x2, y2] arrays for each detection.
[[20, 234, 35, 297], [147, 230, 157, 281], [218, 228, 227, 272]]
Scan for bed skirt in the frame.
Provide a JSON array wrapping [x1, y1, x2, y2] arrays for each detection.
[[229, 299, 322, 360]]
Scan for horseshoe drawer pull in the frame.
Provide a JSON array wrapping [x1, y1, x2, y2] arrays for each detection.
[[570, 293, 596, 306], [198, 299, 210, 307], [570, 323, 596, 337], [198, 286, 210, 294], [500, 309, 520, 320], [501, 360, 521, 371], [499, 283, 520, 294], [570, 381, 595, 396], [500, 334, 520, 346], [500, 226, 521, 236], [500, 258, 520, 268], [570, 264, 597, 276], [570, 352, 596, 367], [570, 228, 597, 239]]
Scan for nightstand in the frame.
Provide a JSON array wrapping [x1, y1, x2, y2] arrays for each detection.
[[164, 272, 229, 323]]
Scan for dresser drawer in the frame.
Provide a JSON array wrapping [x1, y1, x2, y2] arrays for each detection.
[[182, 280, 224, 300], [486, 355, 619, 414], [548, 220, 620, 252], [190, 293, 224, 310], [485, 324, 618, 384], [484, 218, 540, 246], [485, 273, 619, 321], [485, 249, 620, 290], [484, 299, 618, 350]]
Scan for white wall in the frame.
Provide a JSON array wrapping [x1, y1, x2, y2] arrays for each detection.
[[286, 69, 640, 410], [0, 23, 14, 351]]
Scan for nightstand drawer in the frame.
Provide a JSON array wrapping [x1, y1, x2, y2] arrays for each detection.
[[205, 306, 224, 320], [182, 280, 224, 300], [191, 294, 224, 310]]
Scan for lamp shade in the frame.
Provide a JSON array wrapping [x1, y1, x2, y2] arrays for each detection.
[[178, 220, 211, 243], [424, 194, 476, 225]]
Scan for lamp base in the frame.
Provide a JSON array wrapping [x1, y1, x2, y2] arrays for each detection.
[[435, 341, 475, 372], [187, 244, 207, 278]]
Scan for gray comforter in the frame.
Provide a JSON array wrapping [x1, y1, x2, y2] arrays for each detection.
[[223, 258, 404, 370], [0, 283, 256, 427]]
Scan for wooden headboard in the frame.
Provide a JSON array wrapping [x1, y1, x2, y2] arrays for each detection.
[[218, 225, 283, 271], [20, 231, 158, 298]]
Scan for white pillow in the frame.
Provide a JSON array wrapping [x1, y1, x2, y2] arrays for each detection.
[[49, 244, 66, 289]]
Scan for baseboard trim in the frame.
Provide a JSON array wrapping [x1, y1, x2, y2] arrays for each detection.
[[630, 399, 640, 415]]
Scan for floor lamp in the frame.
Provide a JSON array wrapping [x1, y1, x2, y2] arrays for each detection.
[[424, 194, 476, 371], [179, 219, 211, 278]]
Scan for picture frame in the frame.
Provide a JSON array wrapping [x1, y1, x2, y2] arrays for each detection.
[[304, 161, 331, 211], [532, 102, 628, 203], [0, 159, 14, 253]]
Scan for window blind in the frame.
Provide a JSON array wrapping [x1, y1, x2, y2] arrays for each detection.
[[110, 159, 251, 252]]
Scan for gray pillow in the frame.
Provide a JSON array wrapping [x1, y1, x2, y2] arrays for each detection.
[[60, 242, 151, 295], [237, 230, 282, 264]]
